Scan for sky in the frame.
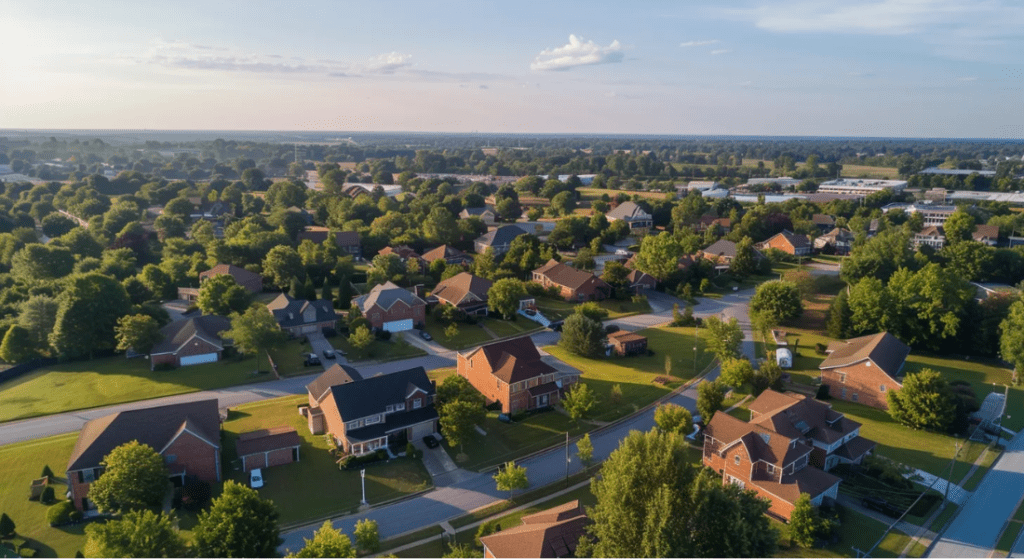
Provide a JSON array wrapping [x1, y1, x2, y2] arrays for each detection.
[[1, 0, 1023, 138]]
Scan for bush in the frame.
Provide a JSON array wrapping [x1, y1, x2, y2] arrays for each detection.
[[18, 547, 36, 558], [374, 329, 392, 341], [475, 519, 501, 546], [0, 513, 14, 538], [40, 486, 55, 505], [47, 501, 76, 527], [182, 477, 212, 511], [406, 442, 416, 458], [815, 384, 830, 400], [815, 343, 828, 355], [40, 466, 53, 480]]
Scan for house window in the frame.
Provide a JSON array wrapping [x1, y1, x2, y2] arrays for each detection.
[[766, 463, 775, 475], [841, 387, 847, 399], [82, 470, 96, 483], [879, 385, 886, 393], [165, 455, 177, 464], [365, 415, 381, 425], [386, 405, 394, 413], [839, 372, 847, 384], [852, 393, 859, 402], [734, 455, 741, 465], [396, 403, 405, 411], [413, 398, 422, 409]]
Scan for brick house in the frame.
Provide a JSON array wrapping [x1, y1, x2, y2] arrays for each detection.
[[606, 201, 653, 234], [819, 332, 911, 410], [177, 263, 264, 302], [607, 330, 647, 356], [66, 399, 221, 512], [474, 225, 529, 257], [297, 227, 362, 258], [703, 389, 875, 521], [149, 315, 231, 370], [626, 269, 657, 294], [352, 281, 427, 332], [480, 500, 590, 558], [431, 272, 493, 316], [378, 245, 425, 272], [421, 245, 473, 266], [235, 426, 302, 472], [460, 207, 497, 225], [759, 230, 812, 256], [266, 293, 339, 336], [697, 239, 766, 274], [531, 260, 611, 302], [458, 337, 573, 414], [303, 364, 437, 455]]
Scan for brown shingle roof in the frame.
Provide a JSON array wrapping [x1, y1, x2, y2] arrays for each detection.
[[467, 337, 557, 383], [480, 500, 590, 558], [379, 245, 421, 260], [771, 230, 811, 249], [431, 272, 492, 306], [820, 332, 910, 381], [812, 214, 836, 226], [918, 225, 945, 237], [200, 264, 263, 289], [421, 245, 469, 263], [235, 426, 302, 457], [533, 259, 610, 291], [973, 224, 999, 241], [756, 466, 842, 504], [748, 390, 860, 446], [607, 330, 646, 344], [150, 315, 230, 356]]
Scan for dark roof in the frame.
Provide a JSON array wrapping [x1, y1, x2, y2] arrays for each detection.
[[353, 281, 427, 313], [835, 436, 877, 461], [432, 272, 493, 306], [533, 259, 610, 292], [328, 366, 434, 421], [67, 399, 220, 472], [200, 264, 263, 288], [820, 332, 911, 380], [306, 364, 364, 402], [918, 225, 945, 237], [466, 337, 557, 383], [421, 245, 470, 263], [461, 207, 493, 217], [627, 269, 656, 286], [481, 500, 590, 558], [476, 225, 528, 248], [267, 293, 338, 328], [756, 466, 842, 503], [703, 239, 739, 258], [335, 230, 361, 246], [344, 405, 439, 442], [528, 381, 560, 398], [235, 426, 302, 457], [812, 214, 836, 226], [151, 315, 231, 355]]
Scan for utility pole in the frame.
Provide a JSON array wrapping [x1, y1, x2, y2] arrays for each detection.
[[564, 431, 570, 487], [943, 442, 961, 509]]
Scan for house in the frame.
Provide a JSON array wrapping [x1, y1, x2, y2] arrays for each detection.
[[703, 389, 875, 520], [813, 228, 856, 255], [458, 337, 572, 414], [480, 499, 590, 558], [352, 281, 427, 331], [913, 226, 946, 250], [190, 200, 234, 221], [297, 227, 362, 258], [607, 330, 648, 356], [531, 260, 611, 302], [421, 245, 473, 266], [460, 207, 497, 225], [431, 272, 493, 316], [626, 269, 657, 294], [66, 399, 221, 511], [759, 230, 812, 256], [266, 293, 338, 336], [973, 224, 1000, 246], [474, 225, 529, 257], [149, 315, 231, 370], [605, 201, 653, 234], [235, 426, 302, 472], [303, 364, 437, 456], [175, 264, 263, 303], [811, 214, 836, 233], [818, 332, 911, 410], [776, 348, 793, 368], [378, 245, 425, 273], [697, 239, 765, 274], [696, 215, 731, 234]]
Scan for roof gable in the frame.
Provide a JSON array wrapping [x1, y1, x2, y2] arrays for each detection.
[[819, 332, 910, 380], [328, 366, 435, 420], [471, 337, 557, 383]]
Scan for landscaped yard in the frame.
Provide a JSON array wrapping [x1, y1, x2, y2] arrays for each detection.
[[772, 505, 919, 558], [220, 395, 433, 529], [533, 296, 651, 322], [0, 354, 275, 423], [442, 408, 588, 472], [422, 317, 493, 350], [332, 334, 427, 363], [268, 339, 328, 377], [483, 317, 542, 339]]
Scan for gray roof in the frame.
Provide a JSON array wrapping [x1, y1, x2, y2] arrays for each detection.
[[606, 201, 650, 221], [267, 293, 338, 328], [461, 207, 493, 216], [353, 281, 427, 313], [306, 363, 364, 402], [476, 225, 528, 249], [151, 315, 231, 355], [328, 366, 435, 421], [703, 239, 740, 258]]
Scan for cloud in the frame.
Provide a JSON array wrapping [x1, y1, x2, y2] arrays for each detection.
[[680, 39, 720, 47], [530, 35, 624, 71], [364, 52, 412, 74], [138, 39, 339, 74], [710, 49, 732, 55]]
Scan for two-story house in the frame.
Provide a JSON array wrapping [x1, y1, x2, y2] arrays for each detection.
[[460, 207, 497, 225], [303, 364, 437, 455], [759, 230, 812, 257], [458, 337, 573, 414], [531, 260, 611, 302], [605, 201, 653, 234], [422, 245, 474, 267], [266, 293, 339, 336], [431, 272, 493, 316], [819, 332, 911, 410], [177, 263, 264, 302], [297, 227, 362, 259], [352, 281, 427, 332], [703, 390, 875, 521], [474, 225, 529, 257], [813, 228, 856, 255]]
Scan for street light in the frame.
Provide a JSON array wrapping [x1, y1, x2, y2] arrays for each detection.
[[360, 468, 367, 506]]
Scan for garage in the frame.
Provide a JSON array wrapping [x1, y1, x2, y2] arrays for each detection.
[[409, 420, 435, 440], [383, 319, 413, 333], [180, 353, 218, 366]]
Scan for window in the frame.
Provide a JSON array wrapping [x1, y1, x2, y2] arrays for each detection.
[[386, 405, 394, 413], [841, 387, 847, 399], [165, 455, 177, 464], [734, 455, 741, 465], [766, 463, 775, 474], [413, 398, 422, 409], [82, 470, 96, 483], [396, 403, 405, 411], [852, 393, 859, 402], [365, 415, 381, 425], [879, 385, 886, 393], [839, 372, 847, 384]]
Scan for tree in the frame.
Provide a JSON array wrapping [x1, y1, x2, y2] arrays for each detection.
[[487, 278, 527, 319], [550, 191, 577, 216], [439, 398, 485, 453], [198, 274, 250, 316], [320, 276, 333, 302], [788, 494, 819, 548], [561, 382, 596, 423], [263, 245, 304, 290], [139, 264, 176, 300], [942, 241, 993, 282], [632, 232, 683, 282], [493, 461, 528, 500], [444, 322, 460, 342], [887, 369, 956, 431], [83, 510, 188, 558], [576, 433, 594, 467], [827, 288, 852, 339], [752, 360, 784, 396], [0, 513, 14, 538], [423, 207, 459, 245], [11, 244, 75, 282], [286, 521, 356, 558], [0, 325, 35, 363], [1000, 299, 1024, 384], [223, 305, 287, 374], [601, 261, 631, 298], [114, 314, 162, 355], [354, 518, 380, 554], [719, 357, 755, 388], [729, 237, 758, 277], [697, 380, 725, 423], [749, 280, 803, 326], [349, 325, 373, 352], [87, 441, 168, 513], [702, 316, 743, 362], [654, 403, 693, 435], [51, 273, 132, 359], [436, 375, 485, 410], [41, 213, 78, 238], [194, 480, 282, 558], [943, 209, 976, 246], [559, 313, 605, 358], [18, 294, 59, 350]]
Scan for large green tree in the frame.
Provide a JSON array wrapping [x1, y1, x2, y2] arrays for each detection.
[[697, 380, 725, 423], [193, 480, 282, 558], [887, 369, 956, 431], [942, 208, 976, 246], [17, 294, 59, 351], [114, 314, 162, 355], [493, 461, 529, 500], [286, 520, 356, 558], [198, 274, 250, 316], [559, 313, 605, 358], [223, 305, 287, 374], [83, 510, 188, 558], [439, 398, 485, 453], [87, 441, 169, 514], [562, 382, 596, 423], [50, 273, 132, 359], [702, 316, 744, 362], [486, 278, 527, 319], [263, 245, 304, 290], [0, 325, 36, 363], [654, 403, 693, 435], [353, 519, 380, 555], [719, 358, 755, 389], [632, 232, 683, 282], [435, 375, 485, 410], [749, 280, 803, 327], [1000, 299, 1024, 383], [788, 494, 820, 548], [11, 244, 75, 281], [728, 237, 758, 278]]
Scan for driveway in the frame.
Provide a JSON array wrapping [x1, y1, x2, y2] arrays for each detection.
[[305, 332, 337, 371]]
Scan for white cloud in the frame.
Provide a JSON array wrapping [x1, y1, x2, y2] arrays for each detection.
[[530, 35, 624, 71], [364, 52, 412, 74], [680, 39, 720, 47], [138, 39, 337, 74], [710, 49, 732, 55]]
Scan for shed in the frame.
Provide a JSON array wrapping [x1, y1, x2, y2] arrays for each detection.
[[776, 348, 793, 369], [235, 426, 302, 472]]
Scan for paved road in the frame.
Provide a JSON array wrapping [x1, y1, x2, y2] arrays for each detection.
[[929, 430, 1024, 557]]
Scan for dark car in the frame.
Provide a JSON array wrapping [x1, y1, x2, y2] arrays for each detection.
[[303, 353, 321, 367], [422, 435, 439, 449], [420, 330, 432, 341], [322, 349, 336, 359]]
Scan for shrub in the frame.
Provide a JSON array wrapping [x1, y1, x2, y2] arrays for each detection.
[[406, 442, 416, 458], [39, 486, 55, 505], [0, 513, 14, 538], [475, 519, 501, 546], [40, 466, 53, 480], [374, 329, 392, 341], [18, 547, 36, 558], [815, 343, 828, 355], [47, 501, 76, 526], [815, 384, 830, 400]]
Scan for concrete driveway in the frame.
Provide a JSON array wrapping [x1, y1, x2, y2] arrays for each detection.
[[305, 332, 338, 371]]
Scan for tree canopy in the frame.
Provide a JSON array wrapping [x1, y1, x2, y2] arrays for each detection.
[[87, 441, 169, 514], [84, 510, 188, 558], [193, 480, 282, 558]]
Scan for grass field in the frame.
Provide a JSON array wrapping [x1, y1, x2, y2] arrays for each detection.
[[422, 317, 493, 350], [772, 506, 918, 558], [442, 408, 588, 472], [483, 318, 541, 339], [533, 296, 651, 322], [839, 164, 900, 180], [268, 339, 329, 377], [0, 354, 275, 423], [332, 335, 426, 363]]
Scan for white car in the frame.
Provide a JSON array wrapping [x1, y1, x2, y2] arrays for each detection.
[[250, 468, 264, 489], [615, 249, 631, 256]]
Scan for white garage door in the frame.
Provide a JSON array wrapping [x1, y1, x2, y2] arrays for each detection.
[[410, 421, 435, 440], [180, 353, 217, 366], [383, 319, 413, 333]]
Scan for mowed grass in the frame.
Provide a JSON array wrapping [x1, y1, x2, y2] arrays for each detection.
[[773, 506, 917, 558], [533, 297, 651, 322], [268, 339, 328, 377], [0, 434, 87, 558], [221, 395, 432, 529], [0, 354, 274, 423], [902, 353, 1023, 431], [840, 164, 900, 180], [484, 318, 541, 339], [443, 409, 588, 472], [422, 317, 493, 350]]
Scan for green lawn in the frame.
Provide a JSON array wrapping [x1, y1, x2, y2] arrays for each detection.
[[422, 317, 493, 350], [533, 296, 651, 322], [902, 354, 1023, 431], [484, 318, 541, 339], [0, 354, 275, 423], [997, 521, 1023, 553], [773, 506, 916, 558], [443, 409, 588, 472], [268, 339, 327, 377], [332, 335, 426, 363], [0, 433, 87, 558], [221, 395, 432, 530]]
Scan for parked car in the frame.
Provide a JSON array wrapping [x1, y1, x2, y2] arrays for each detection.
[[322, 349, 335, 359], [615, 249, 631, 256], [304, 353, 321, 367], [420, 330, 432, 341], [250, 468, 264, 489], [497, 413, 512, 424], [422, 435, 439, 449]]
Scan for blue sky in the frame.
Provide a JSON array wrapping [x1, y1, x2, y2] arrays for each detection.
[[2, 0, 1022, 137]]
